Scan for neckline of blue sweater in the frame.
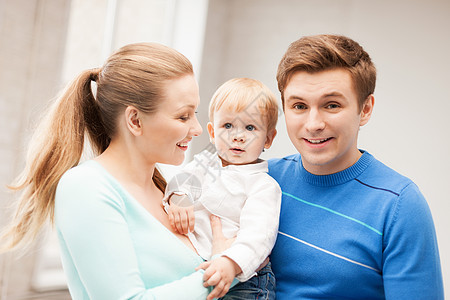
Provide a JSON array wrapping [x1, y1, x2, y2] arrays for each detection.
[[298, 150, 374, 186]]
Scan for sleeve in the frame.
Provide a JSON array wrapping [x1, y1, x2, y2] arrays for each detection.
[[382, 182, 444, 299], [220, 175, 282, 281], [162, 150, 213, 209], [55, 170, 210, 300]]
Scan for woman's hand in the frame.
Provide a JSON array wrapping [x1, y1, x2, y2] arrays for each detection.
[[197, 256, 240, 300], [196, 215, 238, 299], [209, 215, 235, 256]]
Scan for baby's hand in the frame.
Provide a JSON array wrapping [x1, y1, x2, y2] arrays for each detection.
[[196, 256, 241, 300], [167, 201, 195, 234]]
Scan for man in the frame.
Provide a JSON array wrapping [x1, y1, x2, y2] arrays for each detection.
[[268, 34, 444, 299]]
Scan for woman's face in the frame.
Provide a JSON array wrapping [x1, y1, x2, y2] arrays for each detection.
[[138, 74, 202, 165]]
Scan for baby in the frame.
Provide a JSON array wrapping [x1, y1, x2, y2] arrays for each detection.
[[163, 78, 281, 299]]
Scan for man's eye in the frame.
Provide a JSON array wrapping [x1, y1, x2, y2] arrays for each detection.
[[224, 123, 232, 129], [326, 103, 340, 109], [293, 103, 307, 110], [246, 125, 255, 131]]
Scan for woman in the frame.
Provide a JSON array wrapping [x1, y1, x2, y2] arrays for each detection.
[[2, 43, 229, 299]]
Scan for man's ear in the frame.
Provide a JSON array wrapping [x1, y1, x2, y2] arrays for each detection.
[[360, 95, 374, 127], [264, 129, 277, 149], [125, 106, 143, 136], [207, 122, 215, 144]]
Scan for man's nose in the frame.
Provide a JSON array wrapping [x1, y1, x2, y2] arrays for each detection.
[[305, 109, 325, 132]]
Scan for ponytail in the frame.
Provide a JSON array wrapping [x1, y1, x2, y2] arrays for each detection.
[[153, 168, 166, 194], [1, 68, 109, 252], [2, 42, 195, 252]]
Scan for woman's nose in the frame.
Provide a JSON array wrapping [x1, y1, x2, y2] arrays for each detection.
[[191, 116, 203, 136]]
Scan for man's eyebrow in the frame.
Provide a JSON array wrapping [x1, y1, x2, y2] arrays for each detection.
[[323, 92, 345, 98], [286, 95, 305, 102]]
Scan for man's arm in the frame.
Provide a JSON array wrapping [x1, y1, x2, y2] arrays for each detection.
[[382, 182, 444, 299]]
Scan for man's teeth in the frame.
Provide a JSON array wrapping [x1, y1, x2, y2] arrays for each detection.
[[308, 138, 329, 144]]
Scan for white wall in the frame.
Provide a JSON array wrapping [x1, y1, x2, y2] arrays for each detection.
[[199, 0, 450, 293], [1, 0, 448, 296], [0, 0, 72, 298]]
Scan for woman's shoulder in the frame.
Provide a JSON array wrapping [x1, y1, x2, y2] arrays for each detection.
[[58, 160, 105, 187], [55, 160, 126, 214], [56, 160, 120, 202]]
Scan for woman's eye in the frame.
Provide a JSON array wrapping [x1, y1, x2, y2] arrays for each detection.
[[246, 125, 255, 131], [179, 115, 189, 121], [224, 123, 232, 129]]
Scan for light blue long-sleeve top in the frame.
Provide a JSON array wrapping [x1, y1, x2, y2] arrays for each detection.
[[55, 160, 210, 300]]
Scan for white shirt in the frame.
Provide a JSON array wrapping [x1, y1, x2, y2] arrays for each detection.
[[163, 150, 281, 281]]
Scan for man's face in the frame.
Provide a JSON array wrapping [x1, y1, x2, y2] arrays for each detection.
[[283, 69, 373, 175]]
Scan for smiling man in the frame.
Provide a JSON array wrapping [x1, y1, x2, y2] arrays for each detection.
[[268, 35, 444, 299]]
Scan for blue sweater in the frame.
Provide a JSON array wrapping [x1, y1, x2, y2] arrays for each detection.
[[268, 151, 443, 299]]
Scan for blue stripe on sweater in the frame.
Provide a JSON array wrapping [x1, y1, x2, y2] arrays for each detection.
[[283, 192, 383, 236]]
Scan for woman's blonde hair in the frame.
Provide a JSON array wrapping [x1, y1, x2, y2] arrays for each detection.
[[2, 42, 193, 252], [208, 78, 279, 132]]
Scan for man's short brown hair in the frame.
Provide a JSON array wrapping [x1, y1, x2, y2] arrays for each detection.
[[277, 34, 376, 110]]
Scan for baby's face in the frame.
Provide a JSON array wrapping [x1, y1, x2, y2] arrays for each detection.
[[208, 104, 270, 166]]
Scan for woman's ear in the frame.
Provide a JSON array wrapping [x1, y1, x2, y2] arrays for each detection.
[[360, 95, 374, 127], [264, 129, 277, 149], [207, 122, 215, 144], [125, 106, 143, 136]]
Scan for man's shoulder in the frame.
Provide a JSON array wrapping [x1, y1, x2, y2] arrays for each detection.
[[359, 153, 416, 195], [268, 153, 300, 167], [268, 153, 300, 181]]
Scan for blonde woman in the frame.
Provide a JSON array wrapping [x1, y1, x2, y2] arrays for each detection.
[[2, 43, 231, 299]]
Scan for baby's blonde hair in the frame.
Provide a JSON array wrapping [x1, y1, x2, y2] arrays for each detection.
[[208, 78, 279, 132]]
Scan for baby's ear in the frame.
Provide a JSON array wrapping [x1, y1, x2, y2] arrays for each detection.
[[207, 122, 215, 143], [264, 129, 277, 149]]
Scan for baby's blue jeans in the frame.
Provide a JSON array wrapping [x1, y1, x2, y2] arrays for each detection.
[[219, 262, 275, 300]]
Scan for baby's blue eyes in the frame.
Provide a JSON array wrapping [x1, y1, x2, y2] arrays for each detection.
[[223, 123, 255, 131]]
